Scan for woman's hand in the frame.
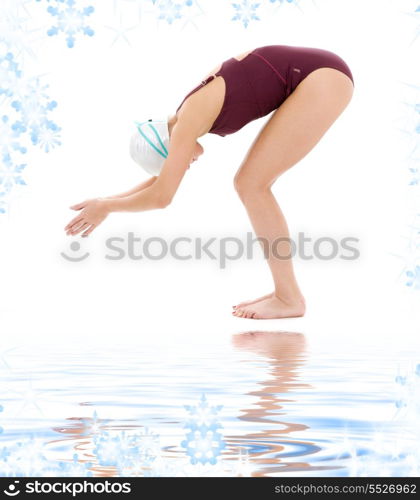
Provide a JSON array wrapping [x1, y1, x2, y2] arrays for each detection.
[[65, 198, 109, 237]]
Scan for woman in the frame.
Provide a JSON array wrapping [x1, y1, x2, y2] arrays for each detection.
[[64, 44, 354, 319]]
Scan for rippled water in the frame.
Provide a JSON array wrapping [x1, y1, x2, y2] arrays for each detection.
[[0, 331, 419, 477]]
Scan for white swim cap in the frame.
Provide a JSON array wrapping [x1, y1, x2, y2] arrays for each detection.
[[129, 119, 170, 176]]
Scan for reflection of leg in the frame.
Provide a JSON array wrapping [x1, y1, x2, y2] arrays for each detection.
[[232, 68, 354, 319], [231, 331, 311, 474]]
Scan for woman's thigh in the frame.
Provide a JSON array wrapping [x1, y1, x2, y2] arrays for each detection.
[[234, 68, 354, 190]]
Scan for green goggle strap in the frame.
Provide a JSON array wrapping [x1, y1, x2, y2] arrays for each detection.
[[135, 121, 169, 159]]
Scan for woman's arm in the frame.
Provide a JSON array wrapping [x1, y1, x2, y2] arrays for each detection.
[[104, 123, 197, 212], [103, 176, 157, 200], [65, 122, 198, 236]]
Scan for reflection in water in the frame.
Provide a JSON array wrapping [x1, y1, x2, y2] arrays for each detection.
[[1, 338, 415, 477], [230, 330, 338, 476], [53, 416, 167, 476], [50, 332, 322, 477]]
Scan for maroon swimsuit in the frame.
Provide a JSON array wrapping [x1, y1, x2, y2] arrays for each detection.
[[175, 44, 354, 137]]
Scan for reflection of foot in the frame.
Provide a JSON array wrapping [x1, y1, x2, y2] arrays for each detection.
[[232, 291, 274, 310], [232, 296, 306, 319]]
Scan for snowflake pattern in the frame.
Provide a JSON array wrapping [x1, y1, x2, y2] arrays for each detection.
[[0, 46, 61, 212], [231, 1, 261, 28], [140, 0, 198, 26], [101, 0, 300, 29], [0, 434, 93, 477], [0, 1, 64, 213], [0, 154, 26, 197], [157, 0, 183, 24], [0, 200, 7, 214], [394, 76, 420, 287], [93, 427, 162, 476], [11, 76, 61, 152], [181, 394, 226, 465], [340, 362, 420, 477], [391, 214, 420, 289], [0, 401, 228, 477], [407, 4, 420, 44], [37, 0, 95, 48], [406, 265, 420, 289]]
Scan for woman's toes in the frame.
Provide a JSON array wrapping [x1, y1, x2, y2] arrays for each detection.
[[234, 307, 252, 318], [232, 305, 260, 318]]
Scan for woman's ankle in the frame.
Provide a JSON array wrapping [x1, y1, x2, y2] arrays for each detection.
[[274, 291, 305, 306]]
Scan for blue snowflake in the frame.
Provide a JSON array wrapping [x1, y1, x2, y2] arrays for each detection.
[[393, 363, 420, 419], [11, 77, 61, 152], [0, 435, 50, 477], [93, 426, 160, 475], [181, 394, 226, 465], [129, 427, 161, 469], [93, 430, 138, 468], [41, 0, 95, 48], [0, 196, 6, 214], [0, 153, 26, 196], [0, 115, 27, 156], [0, 53, 22, 97], [231, 1, 261, 28], [409, 166, 420, 186], [157, 1, 183, 24], [406, 266, 420, 289], [57, 453, 93, 476]]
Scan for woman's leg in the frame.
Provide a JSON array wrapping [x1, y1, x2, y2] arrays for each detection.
[[232, 67, 354, 319]]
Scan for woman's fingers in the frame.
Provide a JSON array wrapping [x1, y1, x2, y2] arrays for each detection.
[[65, 215, 84, 231], [67, 217, 85, 234], [70, 201, 88, 210], [81, 224, 95, 238], [69, 222, 90, 236]]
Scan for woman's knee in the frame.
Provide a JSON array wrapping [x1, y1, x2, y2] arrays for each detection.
[[233, 172, 271, 200]]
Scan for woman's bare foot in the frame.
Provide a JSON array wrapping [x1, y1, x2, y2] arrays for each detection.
[[232, 291, 275, 310], [232, 295, 306, 319]]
